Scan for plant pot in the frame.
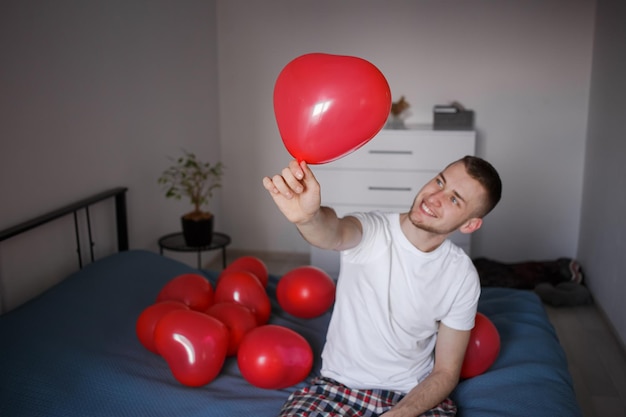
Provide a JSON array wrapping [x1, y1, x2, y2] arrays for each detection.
[[181, 214, 214, 247]]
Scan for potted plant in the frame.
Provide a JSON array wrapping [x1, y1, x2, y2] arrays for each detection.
[[158, 150, 224, 247]]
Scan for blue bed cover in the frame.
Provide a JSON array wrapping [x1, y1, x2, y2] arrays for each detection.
[[0, 250, 581, 417]]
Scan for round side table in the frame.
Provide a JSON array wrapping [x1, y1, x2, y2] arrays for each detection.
[[158, 231, 231, 269]]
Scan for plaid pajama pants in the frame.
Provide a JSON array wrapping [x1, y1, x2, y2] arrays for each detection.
[[278, 377, 457, 417]]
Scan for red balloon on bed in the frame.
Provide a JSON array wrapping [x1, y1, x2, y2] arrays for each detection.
[[276, 266, 335, 319], [154, 309, 229, 387], [214, 270, 271, 325], [237, 324, 313, 389], [156, 273, 214, 312], [461, 312, 501, 379], [136, 300, 190, 354], [206, 302, 258, 356], [220, 256, 269, 288]]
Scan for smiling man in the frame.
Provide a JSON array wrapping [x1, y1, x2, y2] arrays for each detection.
[[262, 155, 502, 417]]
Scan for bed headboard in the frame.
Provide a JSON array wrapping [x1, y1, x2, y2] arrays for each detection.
[[0, 187, 129, 268], [0, 187, 129, 314]]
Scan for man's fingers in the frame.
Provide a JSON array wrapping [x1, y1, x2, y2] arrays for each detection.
[[262, 160, 308, 200], [262, 176, 280, 194], [299, 161, 320, 191], [280, 166, 304, 194], [289, 160, 304, 180], [271, 173, 298, 199]]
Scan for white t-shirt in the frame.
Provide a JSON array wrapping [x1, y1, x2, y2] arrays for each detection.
[[320, 211, 480, 393]]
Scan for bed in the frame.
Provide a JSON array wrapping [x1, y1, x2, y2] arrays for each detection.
[[0, 188, 582, 417]]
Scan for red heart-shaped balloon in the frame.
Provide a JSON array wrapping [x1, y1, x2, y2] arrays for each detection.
[[206, 302, 258, 357], [219, 256, 269, 288], [277, 266, 335, 319], [154, 309, 229, 387], [156, 273, 214, 312], [136, 301, 190, 354], [274, 53, 391, 164], [460, 313, 501, 379], [214, 270, 271, 325], [237, 325, 313, 389]]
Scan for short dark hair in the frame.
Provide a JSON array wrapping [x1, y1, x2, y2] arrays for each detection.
[[459, 155, 502, 217]]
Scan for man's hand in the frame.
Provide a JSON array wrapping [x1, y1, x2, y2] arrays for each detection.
[[262, 160, 321, 225], [263, 160, 362, 252]]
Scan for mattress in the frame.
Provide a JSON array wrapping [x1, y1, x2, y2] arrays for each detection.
[[0, 250, 582, 417]]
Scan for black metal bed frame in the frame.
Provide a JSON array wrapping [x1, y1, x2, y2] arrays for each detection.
[[0, 187, 129, 269]]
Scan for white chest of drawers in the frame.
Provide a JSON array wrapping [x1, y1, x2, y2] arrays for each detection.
[[309, 125, 476, 278]]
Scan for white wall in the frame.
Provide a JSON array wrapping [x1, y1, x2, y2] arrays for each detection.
[[217, 0, 595, 262], [0, 0, 220, 311], [0, 0, 600, 312], [579, 0, 626, 345]]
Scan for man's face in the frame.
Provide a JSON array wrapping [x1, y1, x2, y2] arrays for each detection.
[[408, 161, 486, 235]]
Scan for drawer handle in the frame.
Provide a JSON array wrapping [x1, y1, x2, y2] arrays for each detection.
[[368, 150, 413, 155], [368, 186, 412, 192]]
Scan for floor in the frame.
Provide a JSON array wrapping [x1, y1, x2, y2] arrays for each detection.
[[207, 249, 626, 417], [546, 305, 626, 417]]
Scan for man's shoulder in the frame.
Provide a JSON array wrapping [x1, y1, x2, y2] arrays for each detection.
[[446, 239, 472, 260], [350, 210, 399, 223]]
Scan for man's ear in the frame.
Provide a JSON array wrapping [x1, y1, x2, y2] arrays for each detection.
[[459, 217, 482, 234]]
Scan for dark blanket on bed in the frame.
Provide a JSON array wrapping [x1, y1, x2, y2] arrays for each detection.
[[452, 288, 582, 416], [0, 250, 581, 417]]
